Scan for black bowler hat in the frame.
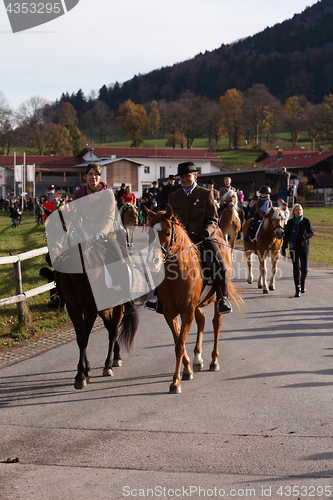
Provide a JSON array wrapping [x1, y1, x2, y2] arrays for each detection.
[[208, 179, 214, 185], [168, 174, 175, 180], [176, 161, 200, 176]]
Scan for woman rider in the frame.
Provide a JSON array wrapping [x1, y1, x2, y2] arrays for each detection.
[[72, 164, 134, 314], [168, 161, 232, 314]]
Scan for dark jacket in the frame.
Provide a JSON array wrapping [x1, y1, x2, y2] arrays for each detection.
[[279, 171, 290, 189], [168, 185, 220, 240], [282, 217, 314, 254]]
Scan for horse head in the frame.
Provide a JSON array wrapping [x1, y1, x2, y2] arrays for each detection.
[[269, 207, 286, 240], [222, 190, 238, 209], [145, 205, 176, 272], [124, 203, 138, 226]]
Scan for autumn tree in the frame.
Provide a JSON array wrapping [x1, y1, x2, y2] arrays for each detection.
[[219, 89, 243, 149], [284, 96, 307, 147], [116, 99, 150, 147], [54, 101, 78, 126], [315, 94, 333, 143]]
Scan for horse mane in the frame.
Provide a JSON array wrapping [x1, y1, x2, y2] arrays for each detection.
[[221, 190, 238, 205]]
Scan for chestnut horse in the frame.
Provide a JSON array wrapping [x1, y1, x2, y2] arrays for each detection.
[[243, 207, 285, 294], [122, 203, 138, 247], [146, 205, 243, 394], [219, 191, 241, 252]]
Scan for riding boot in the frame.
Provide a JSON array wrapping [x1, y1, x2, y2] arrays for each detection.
[[123, 300, 135, 315], [215, 268, 233, 314], [47, 271, 66, 311], [145, 289, 163, 314], [301, 270, 307, 293], [293, 269, 301, 297]]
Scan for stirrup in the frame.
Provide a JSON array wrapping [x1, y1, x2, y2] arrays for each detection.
[[218, 297, 233, 314]]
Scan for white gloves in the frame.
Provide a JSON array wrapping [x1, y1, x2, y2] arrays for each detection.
[[96, 231, 105, 241]]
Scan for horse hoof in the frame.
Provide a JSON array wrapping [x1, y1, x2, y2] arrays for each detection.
[[258, 284, 263, 289], [169, 385, 181, 394], [247, 279, 253, 284], [182, 372, 193, 381], [193, 362, 203, 372], [103, 368, 114, 377], [263, 289, 269, 294], [209, 363, 220, 371], [269, 286, 275, 291], [113, 359, 123, 367], [74, 378, 87, 390]]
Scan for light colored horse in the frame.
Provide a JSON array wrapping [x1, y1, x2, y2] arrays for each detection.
[[219, 190, 241, 251], [122, 203, 138, 247], [243, 207, 286, 294], [146, 205, 243, 394]]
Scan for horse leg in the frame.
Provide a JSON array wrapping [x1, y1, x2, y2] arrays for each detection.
[[164, 312, 194, 394], [101, 306, 123, 376], [210, 301, 222, 371], [260, 257, 269, 294], [193, 307, 205, 372], [269, 253, 279, 291], [112, 340, 123, 367], [246, 250, 253, 284], [74, 316, 96, 389], [172, 310, 195, 394]]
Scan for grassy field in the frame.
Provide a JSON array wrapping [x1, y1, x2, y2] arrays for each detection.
[[0, 212, 69, 349], [0, 207, 331, 349]]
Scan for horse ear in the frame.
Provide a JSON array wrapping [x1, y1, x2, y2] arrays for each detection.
[[165, 204, 173, 219], [144, 207, 155, 219]]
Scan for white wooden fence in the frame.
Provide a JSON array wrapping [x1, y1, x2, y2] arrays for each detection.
[[0, 247, 55, 325]]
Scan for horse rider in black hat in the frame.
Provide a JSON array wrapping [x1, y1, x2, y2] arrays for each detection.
[[167, 161, 232, 314]]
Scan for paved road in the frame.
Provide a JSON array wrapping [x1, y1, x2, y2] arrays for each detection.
[[0, 230, 332, 500]]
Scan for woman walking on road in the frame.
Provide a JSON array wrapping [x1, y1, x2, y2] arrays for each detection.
[[281, 204, 314, 297]]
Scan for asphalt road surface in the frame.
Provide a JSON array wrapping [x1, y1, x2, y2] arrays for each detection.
[[1, 229, 332, 500]]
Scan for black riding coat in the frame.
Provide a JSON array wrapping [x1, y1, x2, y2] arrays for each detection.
[[282, 217, 314, 254]]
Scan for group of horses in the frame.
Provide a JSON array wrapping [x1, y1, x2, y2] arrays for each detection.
[[53, 193, 287, 394]]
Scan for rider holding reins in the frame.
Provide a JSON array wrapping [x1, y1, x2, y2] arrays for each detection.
[[168, 161, 232, 314]]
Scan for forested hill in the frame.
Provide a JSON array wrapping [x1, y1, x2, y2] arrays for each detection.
[[95, 0, 333, 109]]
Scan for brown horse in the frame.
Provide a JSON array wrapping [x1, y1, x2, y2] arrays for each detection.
[[146, 205, 243, 394], [122, 203, 138, 247], [219, 191, 241, 252], [48, 213, 139, 390], [243, 207, 285, 294]]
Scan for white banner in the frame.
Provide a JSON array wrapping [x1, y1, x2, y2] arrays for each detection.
[[14, 165, 22, 183], [27, 164, 35, 183], [0, 167, 4, 186]]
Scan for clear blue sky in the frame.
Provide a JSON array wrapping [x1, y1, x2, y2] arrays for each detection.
[[0, 0, 318, 110]]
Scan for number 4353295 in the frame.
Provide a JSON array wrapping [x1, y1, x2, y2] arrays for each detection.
[[5, 3, 62, 14]]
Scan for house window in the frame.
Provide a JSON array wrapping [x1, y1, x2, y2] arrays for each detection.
[[160, 166, 166, 179], [144, 166, 150, 174]]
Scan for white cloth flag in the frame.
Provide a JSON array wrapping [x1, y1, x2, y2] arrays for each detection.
[[14, 165, 22, 183], [27, 165, 35, 183]]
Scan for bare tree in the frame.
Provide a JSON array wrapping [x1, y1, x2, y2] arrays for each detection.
[[17, 95, 48, 126], [242, 84, 281, 145]]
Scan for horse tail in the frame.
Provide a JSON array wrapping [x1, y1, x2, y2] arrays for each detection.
[[228, 279, 245, 313], [118, 308, 139, 353]]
